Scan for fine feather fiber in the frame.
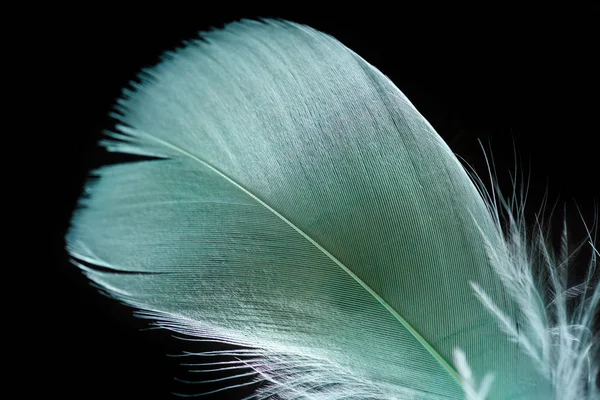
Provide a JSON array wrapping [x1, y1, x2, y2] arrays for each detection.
[[66, 19, 599, 399]]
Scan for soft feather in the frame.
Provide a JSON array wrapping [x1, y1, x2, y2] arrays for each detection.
[[466, 169, 599, 400], [66, 19, 598, 399]]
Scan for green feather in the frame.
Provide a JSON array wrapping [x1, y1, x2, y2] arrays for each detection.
[[67, 20, 596, 399]]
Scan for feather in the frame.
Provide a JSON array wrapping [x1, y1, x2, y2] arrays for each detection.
[[66, 19, 598, 399]]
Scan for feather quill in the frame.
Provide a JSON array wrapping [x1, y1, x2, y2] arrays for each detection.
[[66, 19, 598, 399]]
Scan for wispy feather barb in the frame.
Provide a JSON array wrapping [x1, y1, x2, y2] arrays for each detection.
[[464, 155, 599, 400]]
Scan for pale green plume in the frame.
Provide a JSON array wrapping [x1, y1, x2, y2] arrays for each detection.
[[66, 19, 597, 399]]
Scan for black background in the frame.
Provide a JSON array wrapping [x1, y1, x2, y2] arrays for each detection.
[[45, 6, 598, 399]]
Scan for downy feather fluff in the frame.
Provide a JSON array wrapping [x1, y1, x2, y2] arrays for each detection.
[[66, 19, 599, 399]]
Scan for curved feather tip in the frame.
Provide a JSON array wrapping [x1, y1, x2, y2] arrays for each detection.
[[66, 19, 598, 399]]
